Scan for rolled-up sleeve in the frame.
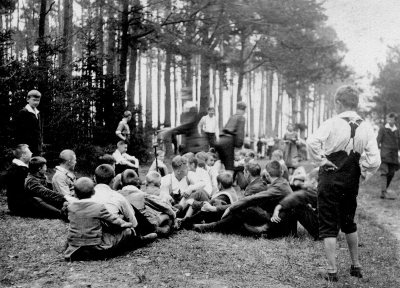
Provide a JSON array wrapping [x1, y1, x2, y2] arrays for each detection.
[[307, 120, 332, 165], [360, 125, 381, 174]]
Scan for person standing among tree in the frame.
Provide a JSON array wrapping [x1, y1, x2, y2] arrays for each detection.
[[198, 107, 219, 149], [283, 123, 298, 170], [115, 111, 132, 143], [14, 90, 43, 156], [376, 112, 400, 199], [215, 101, 247, 171], [307, 85, 380, 282]]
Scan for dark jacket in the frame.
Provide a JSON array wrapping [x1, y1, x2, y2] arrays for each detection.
[[244, 177, 269, 197], [14, 108, 42, 155], [377, 126, 400, 164], [5, 163, 29, 215], [67, 200, 130, 247], [25, 173, 65, 208], [222, 113, 245, 148], [230, 177, 292, 214]]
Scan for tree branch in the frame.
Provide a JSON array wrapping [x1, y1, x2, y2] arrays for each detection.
[[45, 1, 55, 15]]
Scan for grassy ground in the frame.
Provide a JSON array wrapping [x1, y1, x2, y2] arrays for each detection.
[[1, 162, 400, 288]]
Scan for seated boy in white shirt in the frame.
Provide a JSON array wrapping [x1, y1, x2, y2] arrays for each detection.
[[112, 141, 139, 175]]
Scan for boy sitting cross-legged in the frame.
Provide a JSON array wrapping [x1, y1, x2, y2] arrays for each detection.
[[64, 177, 135, 261]]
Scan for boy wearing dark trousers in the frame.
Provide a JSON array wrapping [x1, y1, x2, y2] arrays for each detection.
[[376, 112, 400, 199], [307, 85, 381, 281]]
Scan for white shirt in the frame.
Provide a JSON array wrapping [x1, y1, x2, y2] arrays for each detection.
[[307, 111, 381, 174], [12, 158, 28, 167], [112, 149, 139, 168], [192, 167, 213, 196], [25, 104, 39, 119], [385, 123, 398, 132], [198, 115, 218, 134], [92, 184, 137, 227], [159, 172, 205, 202]]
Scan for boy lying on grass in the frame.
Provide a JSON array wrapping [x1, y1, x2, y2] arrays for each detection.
[[194, 160, 296, 238]]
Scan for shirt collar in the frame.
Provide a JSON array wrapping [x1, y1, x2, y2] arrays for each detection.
[[337, 111, 361, 120], [12, 158, 28, 168], [55, 165, 69, 173], [25, 104, 39, 116], [385, 123, 398, 131]]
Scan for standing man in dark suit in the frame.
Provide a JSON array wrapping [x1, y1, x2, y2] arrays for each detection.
[[215, 101, 247, 171], [14, 90, 43, 156]]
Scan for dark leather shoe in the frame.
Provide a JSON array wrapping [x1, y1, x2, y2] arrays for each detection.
[[350, 265, 363, 278]]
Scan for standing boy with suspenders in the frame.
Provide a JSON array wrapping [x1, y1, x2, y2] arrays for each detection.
[[307, 86, 381, 281]]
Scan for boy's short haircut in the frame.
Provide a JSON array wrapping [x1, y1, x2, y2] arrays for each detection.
[[121, 169, 141, 188], [195, 151, 209, 162], [217, 172, 233, 189], [14, 144, 29, 158], [208, 107, 215, 112], [74, 177, 95, 199], [123, 110, 132, 118], [335, 85, 359, 110], [272, 149, 283, 159], [182, 152, 194, 159], [29, 156, 47, 174], [98, 154, 116, 166], [266, 160, 282, 177], [94, 164, 115, 185], [146, 171, 161, 186], [245, 162, 261, 177], [387, 112, 397, 120], [27, 90, 41, 99], [171, 155, 188, 170], [187, 156, 199, 168], [156, 150, 165, 157], [117, 140, 127, 147], [237, 101, 247, 111]]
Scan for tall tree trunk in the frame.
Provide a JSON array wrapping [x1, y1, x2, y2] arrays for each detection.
[[157, 49, 162, 128], [38, 0, 47, 71], [274, 74, 283, 136], [300, 92, 306, 138], [62, 0, 73, 75], [258, 70, 265, 137], [145, 53, 153, 129], [236, 33, 246, 102], [127, 46, 138, 110], [138, 51, 143, 130], [119, 0, 129, 82], [97, 0, 104, 77], [200, 54, 210, 115], [57, 0, 63, 67], [164, 51, 172, 127], [265, 71, 273, 136], [249, 72, 254, 141], [106, 0, 116, 76], [173, 58, 178, 126], [218, 66, 224, 129]]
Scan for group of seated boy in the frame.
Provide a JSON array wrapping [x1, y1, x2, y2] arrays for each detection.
[[5, 141, 320, 261]]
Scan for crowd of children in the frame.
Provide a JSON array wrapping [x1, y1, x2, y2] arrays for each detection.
[[5, 139, 319, 262]]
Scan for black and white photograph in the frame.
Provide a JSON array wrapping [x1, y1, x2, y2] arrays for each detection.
[[0, 0, 399, 287]]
